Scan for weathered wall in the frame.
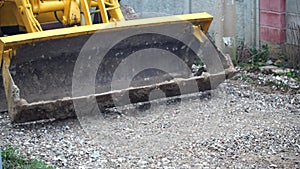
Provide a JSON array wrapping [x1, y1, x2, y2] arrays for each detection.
[[191, 0, 258, 49], [121, 0, 258, 49], [285, 0, 300, 67], [121, 0, 189, 16], [259, 0, 286, 44], [257, 0, 299, 67], [286, 0, 300, 46]]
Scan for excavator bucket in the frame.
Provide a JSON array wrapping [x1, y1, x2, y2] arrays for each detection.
[[0, 13, 236, 123]]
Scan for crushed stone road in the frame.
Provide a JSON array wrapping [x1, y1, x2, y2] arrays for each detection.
[[1, 76, 299, 168]]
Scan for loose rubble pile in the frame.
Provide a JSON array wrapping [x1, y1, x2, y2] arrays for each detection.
[[1, 68, 299, 168], [234, 67, 300, 92]]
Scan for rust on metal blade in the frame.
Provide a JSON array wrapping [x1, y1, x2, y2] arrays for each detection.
[[12, 72, 228, 123]]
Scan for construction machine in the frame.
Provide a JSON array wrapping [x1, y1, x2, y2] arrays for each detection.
[[0, 0, 236, 123]]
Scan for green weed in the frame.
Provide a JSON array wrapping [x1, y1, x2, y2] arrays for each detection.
[[1, 145, 53, 169]]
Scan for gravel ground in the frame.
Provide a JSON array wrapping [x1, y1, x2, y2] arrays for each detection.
[[1, 71, 299, 168]]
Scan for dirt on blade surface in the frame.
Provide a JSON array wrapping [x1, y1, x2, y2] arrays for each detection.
[[0, 75, 299, 168]]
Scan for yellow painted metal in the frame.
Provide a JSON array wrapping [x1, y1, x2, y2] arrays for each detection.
[[0, 0, 125, 33], [32, 1, 65, 13], [80, 0, 92, 25], [14, 0, 43, 32], [97, 0, 109, 23], [2, 49, 13, 67], [36, 11, 63, 23], [193, 25, 205, 43], [0, 42, 2, 68], [0, 13, 213, 48], [63, 0, 81, 25], [0, 1, 22, 27], [63, 0, 71, 25], [87, 0, 92, 10], [106, 0, 124, 22]]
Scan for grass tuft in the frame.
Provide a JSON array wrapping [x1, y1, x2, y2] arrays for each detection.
[[1, 145, 53, 169]]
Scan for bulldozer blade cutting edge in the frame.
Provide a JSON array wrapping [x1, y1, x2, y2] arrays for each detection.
[[0, 13, 236, 123]]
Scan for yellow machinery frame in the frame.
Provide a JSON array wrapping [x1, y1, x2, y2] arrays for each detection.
[[0, 0, 124, 33]]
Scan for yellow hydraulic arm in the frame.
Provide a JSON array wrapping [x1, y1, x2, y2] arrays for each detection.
[[0, 0, 124, 33]]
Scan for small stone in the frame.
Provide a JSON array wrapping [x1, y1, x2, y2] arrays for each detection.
[[259, 65, 278, 72], [203, 162, 209, 166], [138, 160, 148, 165], [162, 158, 170, 164], [118, 157, 126, 163], [270, 164, 278, 168], [40, 153, 47, 157], [45, 145, 52, 149], [90, 152, 100, 158], [266, 60, 273, 65], [101, 159, 108, 163]]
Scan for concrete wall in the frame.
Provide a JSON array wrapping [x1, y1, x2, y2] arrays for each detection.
[[191, 0, 258, 49], [120, 0, 258, 49], [121, 0, 189, 16], [286, 0, 300, 46], [285, 0, 300, 67]]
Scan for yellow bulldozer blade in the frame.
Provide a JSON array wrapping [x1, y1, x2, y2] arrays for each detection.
[[0, 13, 236, 123]]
